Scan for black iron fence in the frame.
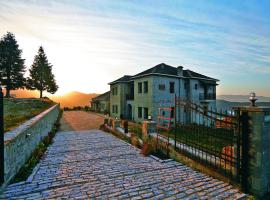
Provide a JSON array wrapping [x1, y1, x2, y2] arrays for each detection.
[[156, 97, 247, 188]]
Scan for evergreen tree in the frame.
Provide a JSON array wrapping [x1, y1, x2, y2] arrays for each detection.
[[0, 32, 26, 97], [27, 46, 58, 98]]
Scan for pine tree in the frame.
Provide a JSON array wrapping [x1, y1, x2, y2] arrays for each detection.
[[0, 32, 26, 97], [27, 46, 58, 98]]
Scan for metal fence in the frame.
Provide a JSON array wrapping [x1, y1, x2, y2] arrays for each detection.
[[156, 97, 247, 187]]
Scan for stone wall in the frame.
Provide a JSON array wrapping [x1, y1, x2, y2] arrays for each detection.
[[3, 104, 60, 185]]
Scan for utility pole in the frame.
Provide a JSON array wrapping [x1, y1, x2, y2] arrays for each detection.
[[0, 86, 4, 185]]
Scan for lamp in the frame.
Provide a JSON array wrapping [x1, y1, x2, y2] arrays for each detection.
[[249, 92, 257, 107]]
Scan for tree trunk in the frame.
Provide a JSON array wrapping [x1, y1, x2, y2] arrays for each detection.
[[40, 90, 43, 98], [6, 71, 11, 98]]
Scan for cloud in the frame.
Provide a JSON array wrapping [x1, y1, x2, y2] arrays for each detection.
[[0, 0, 269, 96]]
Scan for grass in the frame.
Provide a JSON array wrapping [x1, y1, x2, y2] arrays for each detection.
[[159, 125, 235, 156], [4, 98, 55, 133]]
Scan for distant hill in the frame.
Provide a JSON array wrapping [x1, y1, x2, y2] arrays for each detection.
[[50, 91, 99, 108], [217, 95, 270, 102], [8, 89, 99, 108], [216, 99, 270, 111]]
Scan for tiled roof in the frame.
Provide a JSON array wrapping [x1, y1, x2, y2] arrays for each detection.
[[133, 63, 178, 77], [183, 69, 218, 81], [109, 75, 132, 84], [92, 91, 110, 101], [109, 63, 218, 84]]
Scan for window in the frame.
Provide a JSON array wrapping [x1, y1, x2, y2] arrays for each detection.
[[170, 107, 175, 118], [138, 82, 142, 93], [112, 105, 118, 113], [144, 107, 148, 119], [138, 107, 142, 118], [143, 81, 148, 93], [195, 84, 198, 90], [169, 82, 175, 93], [184, 82, 187, 90], [112, 86, 118, 95], [158, 84, 165, 91]]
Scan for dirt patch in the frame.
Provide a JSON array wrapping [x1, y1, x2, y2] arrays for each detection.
[[60, 111, 105, 131]]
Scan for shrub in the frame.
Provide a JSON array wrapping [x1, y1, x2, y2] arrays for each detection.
[[140, 141, 154, 156], [130, 133, 140, 148], [84, 106, 90, 111]]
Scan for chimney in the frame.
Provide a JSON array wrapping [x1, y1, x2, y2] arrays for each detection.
[[177, 66, 183, 76]]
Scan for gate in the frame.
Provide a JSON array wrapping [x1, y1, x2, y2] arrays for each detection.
[[156, 97, 248, 190]]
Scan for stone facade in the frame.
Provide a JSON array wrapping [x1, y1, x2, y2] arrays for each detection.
[[3, 104, 60, 186]]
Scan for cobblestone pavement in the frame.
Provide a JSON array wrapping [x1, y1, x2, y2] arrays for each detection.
[[60, 111, 105, 131], [2, 129, 246, 199]]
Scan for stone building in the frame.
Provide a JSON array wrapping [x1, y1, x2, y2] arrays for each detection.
[[109, 63, 218, 123]]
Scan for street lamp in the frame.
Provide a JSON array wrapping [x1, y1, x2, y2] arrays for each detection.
[[249, 92, 257, 107], [0, 85, 4, 185]]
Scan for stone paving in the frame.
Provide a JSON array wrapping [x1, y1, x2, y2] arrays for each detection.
[[2, 129, 246, 199]]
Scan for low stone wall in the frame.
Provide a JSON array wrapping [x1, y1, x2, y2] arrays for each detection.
[[3, 104, 60, 186]]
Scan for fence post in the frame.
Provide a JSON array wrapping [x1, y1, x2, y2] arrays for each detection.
[[112, 118, 121, 130], [0, 86, 4, 185], [237, 106, 270, 198], [142, 120, 156, 142]]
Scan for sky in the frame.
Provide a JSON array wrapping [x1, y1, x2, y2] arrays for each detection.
[[0, 0, 270, 96]]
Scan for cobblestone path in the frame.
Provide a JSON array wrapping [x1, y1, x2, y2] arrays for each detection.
[[2, 129, 246, 199]]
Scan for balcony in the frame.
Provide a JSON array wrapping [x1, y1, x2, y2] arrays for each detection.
[[199, 93, 216, 101], [126, 93, 134, 100]]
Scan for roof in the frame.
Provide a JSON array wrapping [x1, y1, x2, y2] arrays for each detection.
[[133, 63, 178, 77], [108, 75, 132, 85], [109, 63, 218, 84], [92, 91, 110, 101], [183, 69, 219, 81]]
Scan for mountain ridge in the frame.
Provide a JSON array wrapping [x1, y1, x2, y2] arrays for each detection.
[[217, 95, 270, 102], [8, 89, 100, 108]]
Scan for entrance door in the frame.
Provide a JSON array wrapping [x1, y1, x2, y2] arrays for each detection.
[[127, 104, 132, 120]]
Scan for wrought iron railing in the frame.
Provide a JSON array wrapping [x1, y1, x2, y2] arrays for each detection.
[[156, 97, 244, 186], [199, 93, 216, 100]]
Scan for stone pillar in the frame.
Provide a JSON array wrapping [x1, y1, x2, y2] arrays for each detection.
[[112, 119, 121, 130], [142, 121, 157, 142], [238, 106, 270, 197]]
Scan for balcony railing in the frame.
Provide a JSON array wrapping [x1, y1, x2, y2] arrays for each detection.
[[199, 93, 216, 100], [126, 93, 134, 100]]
